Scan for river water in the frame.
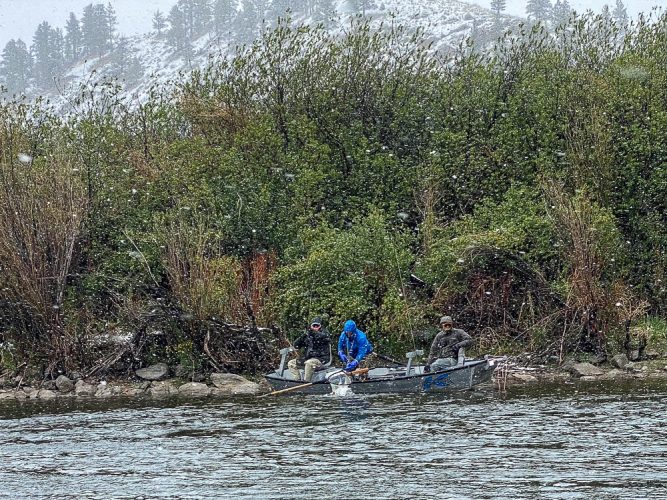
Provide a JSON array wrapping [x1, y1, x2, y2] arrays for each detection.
[[2, 380, 667, 499]]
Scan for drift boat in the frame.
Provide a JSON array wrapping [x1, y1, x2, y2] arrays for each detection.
[[264, 348, 498, 395]]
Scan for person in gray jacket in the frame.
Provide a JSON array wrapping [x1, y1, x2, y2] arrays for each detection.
[[424, 316, 472, 372]]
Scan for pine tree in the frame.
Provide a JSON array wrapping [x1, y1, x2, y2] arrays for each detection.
[[238, 0, 262, 42], [612, 0, 628, 25], [81, 3, 110, 56], [490, 0, 507, 17], [526, 0, 551, 22], [551, 0, 573, 26], [65, 12, 82, 62], [167, 5, 188, 51], [153, 10, 167, 35], [192, 0, 213, 34], [213, 0, 235, 36], [31, 22, 64, 87], [350, 0, 374, 16], [109, 36, 143, 80], [106, 2, 118, 49], [0, 39, 32, 95]]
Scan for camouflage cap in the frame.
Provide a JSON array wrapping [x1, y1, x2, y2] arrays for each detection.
[[439, 315, 453, 325]]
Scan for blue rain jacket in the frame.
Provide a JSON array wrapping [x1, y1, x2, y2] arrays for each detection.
[[337, 320, 373, 362]]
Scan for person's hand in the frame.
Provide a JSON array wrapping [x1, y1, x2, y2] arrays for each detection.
[[344, 359, 359, 372], [423, 365, 431, 373], [338, 351, 348, 363]]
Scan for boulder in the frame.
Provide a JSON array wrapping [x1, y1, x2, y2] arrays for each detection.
[[24, 388, 39, 399], [95, 383, 122, 398], [610, 354, 629, 370], [568, 362, 604, 378], [0, 391, 15, 400], [74, 380, 97, 396], [509, 373, 538, 383], [210, 373, 261, 395], [601, 369, 625, 380], [177, 382, 211, 398], [121, 386, 145, 397], [135, 363, 169, 381], [41, 380, 57, 391], [36, 389, 57, 400], [149, 380, 179, 397], [55, 375, 74, 393], [629, 350, 641, 361]]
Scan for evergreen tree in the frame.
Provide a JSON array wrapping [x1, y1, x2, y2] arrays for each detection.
[[350, 0, 374, 16], [192, 0, 213, 34], [153, 10, 167, 35], [81, 3, 110, 56], [551, 0, 573, 26], [612, 0, 628, 25], [238, 0, 263, 42], [65, 12, 82, 62], [526, 0, 551, 22], [31, 21, 64, 87], [167, 5, 188, 51], [213, 0, 235, 36], [490, 0, 507, 17], [109, 36, 143, 81], [106, 2, 118, 49], [0, 39, 32, 94]]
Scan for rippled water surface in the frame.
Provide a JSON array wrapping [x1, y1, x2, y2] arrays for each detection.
[[2, 381, 667, 499]]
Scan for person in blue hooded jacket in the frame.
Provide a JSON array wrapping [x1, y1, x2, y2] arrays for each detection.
[[337, 320, 373, 372]]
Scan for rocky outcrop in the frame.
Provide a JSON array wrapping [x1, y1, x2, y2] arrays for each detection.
[[136, 363, 169, 381], [74, 380, 97, 396], [210, 373, 262, 395], [148, 380, 179, 397], [610, 354, 629, 370], [178, 382, 211, 397], [55, 375, 74, 393], [568, 363, 604, 378]]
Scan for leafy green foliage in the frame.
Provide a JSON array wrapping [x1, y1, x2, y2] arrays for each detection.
[[2, 13, 667, 373]]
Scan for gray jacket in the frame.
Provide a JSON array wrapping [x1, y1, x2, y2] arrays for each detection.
[[426, 328, 472, 365]]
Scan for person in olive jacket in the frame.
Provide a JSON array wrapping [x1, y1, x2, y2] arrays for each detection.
[[424, 315, 472, 372], [288, 317, 331, 381]]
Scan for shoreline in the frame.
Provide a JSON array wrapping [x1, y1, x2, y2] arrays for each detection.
[[2, 356, 667, 402]]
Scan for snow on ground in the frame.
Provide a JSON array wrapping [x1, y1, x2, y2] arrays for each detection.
[[6, 0, 518, 110]]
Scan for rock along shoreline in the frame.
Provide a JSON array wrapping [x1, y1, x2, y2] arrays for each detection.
[[0, 365, 272, 402], [2, 354, 667, 402]]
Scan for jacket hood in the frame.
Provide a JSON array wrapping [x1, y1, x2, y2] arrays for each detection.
[[343, 320, 357, 333]]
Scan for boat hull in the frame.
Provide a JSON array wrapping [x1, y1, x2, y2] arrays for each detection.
[[264, 359, 495, 395]]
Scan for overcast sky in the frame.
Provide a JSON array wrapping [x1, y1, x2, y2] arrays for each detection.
[[0, 0, 665, 49], [501, 0, 664, 17]]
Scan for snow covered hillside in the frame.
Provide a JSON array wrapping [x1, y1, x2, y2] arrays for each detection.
[[4, 0, 522, 111]]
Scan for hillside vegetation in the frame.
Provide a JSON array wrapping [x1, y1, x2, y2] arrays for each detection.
[[0, 13, 665, 377]]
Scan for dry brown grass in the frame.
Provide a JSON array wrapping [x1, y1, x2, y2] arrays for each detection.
[[0, 145, 86, 369]]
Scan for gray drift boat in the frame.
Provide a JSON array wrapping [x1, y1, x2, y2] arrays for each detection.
[[264, 348, 498, 395]]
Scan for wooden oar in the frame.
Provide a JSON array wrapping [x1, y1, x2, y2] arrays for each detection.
[[260, 368, 369, 397]]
